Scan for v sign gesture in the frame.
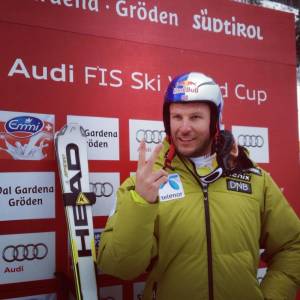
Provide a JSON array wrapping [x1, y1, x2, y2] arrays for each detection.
[[135, 140, 168, 203]]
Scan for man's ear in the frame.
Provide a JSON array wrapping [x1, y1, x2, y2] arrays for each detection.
[[215, 130, 235, 171], [230, 141, 239, 158]]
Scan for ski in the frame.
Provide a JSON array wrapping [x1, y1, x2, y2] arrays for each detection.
[[55, 123, 99, 300]]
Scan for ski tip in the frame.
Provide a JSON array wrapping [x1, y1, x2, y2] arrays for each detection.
[[55, 123, 87, 138], [54, 123, 88, 157], [55, 124, 69, 139]]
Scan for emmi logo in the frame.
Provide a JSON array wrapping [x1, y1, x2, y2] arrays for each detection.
[[226, 179, 252, 194], [66, 143, 91, 257]]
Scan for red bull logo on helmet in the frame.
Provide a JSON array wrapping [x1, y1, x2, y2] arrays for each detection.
[[173, 80, 199, 95]]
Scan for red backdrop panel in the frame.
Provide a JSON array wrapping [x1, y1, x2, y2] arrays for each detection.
[[0, 1, 299, 299]]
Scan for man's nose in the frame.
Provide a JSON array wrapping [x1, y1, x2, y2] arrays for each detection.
[[179, 119, 192, 133]]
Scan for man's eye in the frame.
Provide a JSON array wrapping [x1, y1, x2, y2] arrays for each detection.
[[171, 115, 181, 120], [192, 115, 202, 119]]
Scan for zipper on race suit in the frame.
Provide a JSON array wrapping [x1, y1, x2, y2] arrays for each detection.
[[202, 183, 214, 300], [177, 157, 215, 300], [152, 282, 157, 300]]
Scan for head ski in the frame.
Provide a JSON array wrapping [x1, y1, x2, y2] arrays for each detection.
[[55, 123, 99, 300]]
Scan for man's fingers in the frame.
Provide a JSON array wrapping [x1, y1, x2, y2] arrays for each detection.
[[153, 174, 168, 190], [146, 143, 163, 169], [152, 168, 168, 182], [137, 142, 164, 185], [137, 140, 146, 169]]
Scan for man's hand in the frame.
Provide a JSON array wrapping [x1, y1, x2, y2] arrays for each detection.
[[135, 140, 168, 203]]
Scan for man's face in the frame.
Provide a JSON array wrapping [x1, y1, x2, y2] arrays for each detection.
[[170, 102, 212, 157]]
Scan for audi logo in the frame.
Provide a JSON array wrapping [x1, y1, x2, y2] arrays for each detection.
[[237, 134, 264, 148], [2, 243, 48, 262], [136, 129, 165, 144], [90, 182, 114, 197]]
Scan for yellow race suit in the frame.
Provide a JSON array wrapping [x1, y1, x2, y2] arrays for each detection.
[[98, 140, 300, 300]]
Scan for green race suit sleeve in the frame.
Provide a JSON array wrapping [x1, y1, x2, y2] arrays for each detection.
[[97, 177, 159, 280], [260, 173, 300, 300]]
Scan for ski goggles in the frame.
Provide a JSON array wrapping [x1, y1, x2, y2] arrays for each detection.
[[198, 167, 223, 185]]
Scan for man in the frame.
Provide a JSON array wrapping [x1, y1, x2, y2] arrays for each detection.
[[97, 72, 300, 300]]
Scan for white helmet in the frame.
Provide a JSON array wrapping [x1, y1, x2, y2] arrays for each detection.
[[163, 72, 223, 136]]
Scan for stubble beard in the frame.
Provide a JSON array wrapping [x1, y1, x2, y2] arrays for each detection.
[[175, 135, 213, 158]]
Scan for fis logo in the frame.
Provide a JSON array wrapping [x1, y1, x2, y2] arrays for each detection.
[[5, 116, 44, 138]]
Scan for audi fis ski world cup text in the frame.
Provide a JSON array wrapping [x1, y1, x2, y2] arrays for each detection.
[[34, 0, 265, 41], [8, 58, 74, 83], [7, 58, 268, 105], [85, 68, 163, 92]]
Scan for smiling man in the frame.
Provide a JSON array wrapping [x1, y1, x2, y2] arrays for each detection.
[[98, 72, 300, 300], [169, 102, 212, 157]]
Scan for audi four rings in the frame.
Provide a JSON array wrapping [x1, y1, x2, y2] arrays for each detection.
[[90, 182, 114, 197], [2, 243, 48, 262], [237, 134, 264, 147], [136, 129, 166, 144]]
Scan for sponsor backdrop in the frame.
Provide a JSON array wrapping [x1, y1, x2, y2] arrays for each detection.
[[0, 0, 299, 299]]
